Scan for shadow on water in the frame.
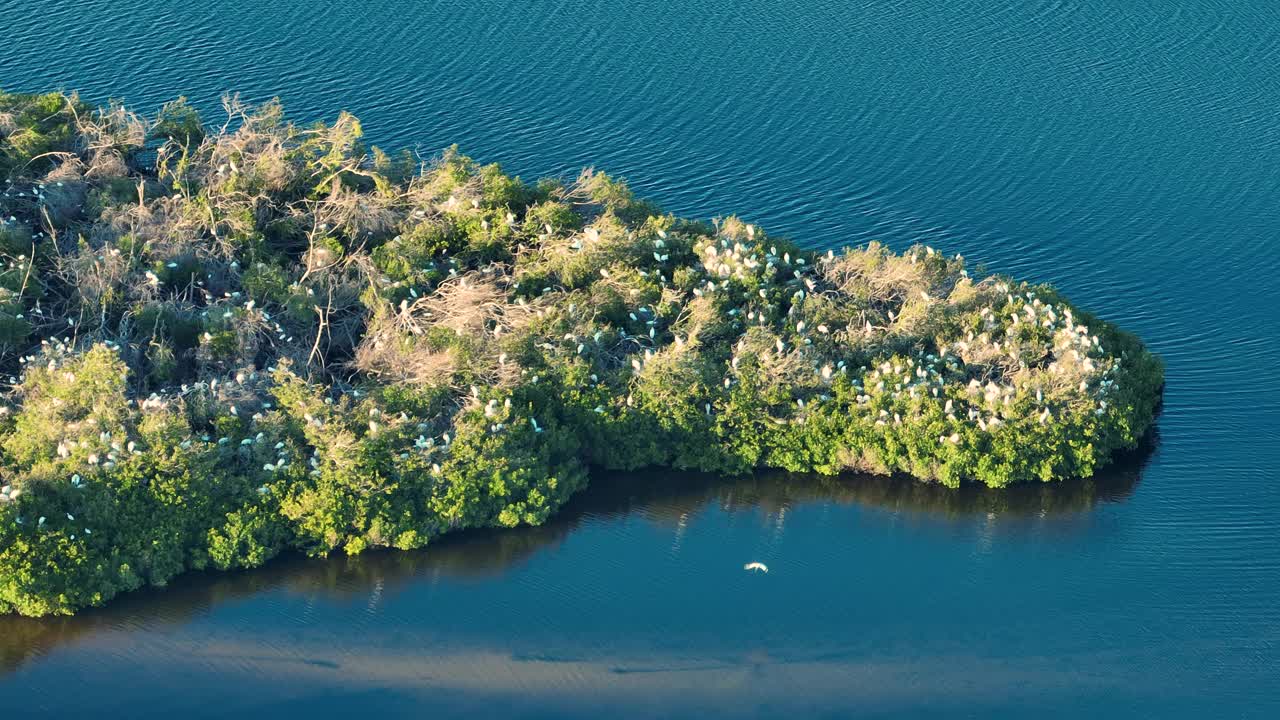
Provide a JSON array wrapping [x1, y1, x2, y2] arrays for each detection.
[[0, 431, 1155, 677]]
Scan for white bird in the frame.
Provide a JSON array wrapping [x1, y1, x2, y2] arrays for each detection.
[[743, 562, 769, 573]]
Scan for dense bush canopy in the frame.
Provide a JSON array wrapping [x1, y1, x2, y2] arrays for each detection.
[[0, 90, 1162, 616]]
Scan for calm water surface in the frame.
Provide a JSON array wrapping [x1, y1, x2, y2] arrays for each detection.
[[3, 0, 1279, 717]]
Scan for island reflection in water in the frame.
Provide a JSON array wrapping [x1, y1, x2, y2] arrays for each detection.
[[0, 435, 1152, 684]]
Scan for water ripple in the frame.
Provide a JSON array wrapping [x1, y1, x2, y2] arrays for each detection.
[[3, 0, 1280, 716]]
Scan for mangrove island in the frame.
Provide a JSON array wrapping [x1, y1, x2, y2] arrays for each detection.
[[0, 90, 1163, 616]]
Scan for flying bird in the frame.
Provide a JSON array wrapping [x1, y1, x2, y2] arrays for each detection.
[[743, 562, 769, 573]]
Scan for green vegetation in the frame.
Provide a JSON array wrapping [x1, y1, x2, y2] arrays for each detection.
[[0, 89, 1163, 616]]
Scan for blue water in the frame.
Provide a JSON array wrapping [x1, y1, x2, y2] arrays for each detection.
[[2, 0, 1279, 717]]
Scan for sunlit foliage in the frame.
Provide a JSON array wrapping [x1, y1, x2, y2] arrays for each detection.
[[0, 90, 1163, 616]]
